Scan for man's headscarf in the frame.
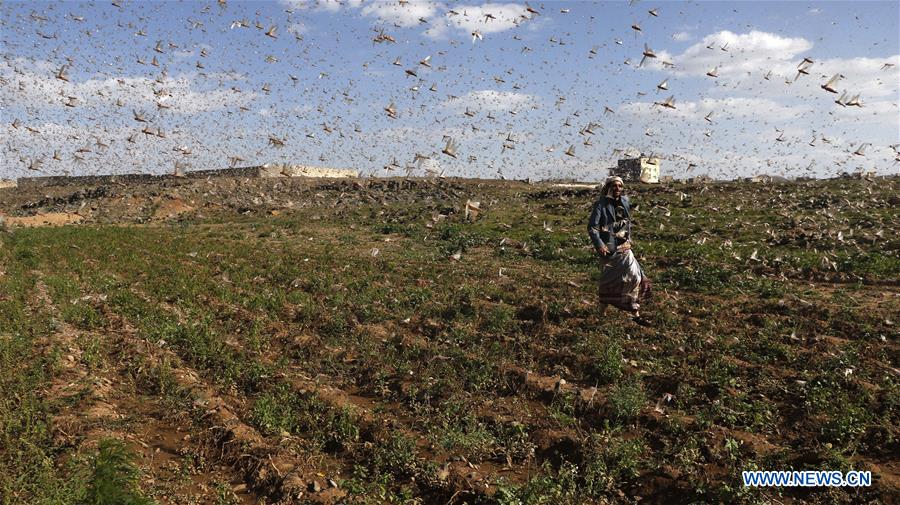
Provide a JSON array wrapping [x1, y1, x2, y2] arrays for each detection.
[[601, 176, 625, 198]]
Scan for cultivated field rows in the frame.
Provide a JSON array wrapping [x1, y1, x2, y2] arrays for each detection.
[[1, 177, 897, 504]]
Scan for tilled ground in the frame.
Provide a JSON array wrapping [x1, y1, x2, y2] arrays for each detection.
[[0, 176, 897, 504]]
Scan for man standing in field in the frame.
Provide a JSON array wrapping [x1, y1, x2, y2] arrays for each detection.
[[588, 176, 652, 321]]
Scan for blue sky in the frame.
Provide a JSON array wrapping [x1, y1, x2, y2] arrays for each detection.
[[2, 0, 898, 181]]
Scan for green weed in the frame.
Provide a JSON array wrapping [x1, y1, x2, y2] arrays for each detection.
[[83, 438, 152, 505], [608, 380, 646, 422]]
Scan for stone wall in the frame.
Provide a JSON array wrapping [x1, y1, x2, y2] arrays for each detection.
[[14, 164, 356, 189], [185, 166, 263, 178], [16, 173, 162, 189], [260, 163, 358, 178]]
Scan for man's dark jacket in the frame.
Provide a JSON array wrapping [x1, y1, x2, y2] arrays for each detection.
[[587, 195, 631, 252]]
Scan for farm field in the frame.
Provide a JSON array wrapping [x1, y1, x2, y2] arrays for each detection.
[[1, 176, 897, 504]]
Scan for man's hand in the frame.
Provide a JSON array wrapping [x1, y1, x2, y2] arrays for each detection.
[[596, 245, 610, 256]]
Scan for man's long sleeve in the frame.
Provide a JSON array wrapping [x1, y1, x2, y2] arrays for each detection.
[[587, 201, 609, 250]]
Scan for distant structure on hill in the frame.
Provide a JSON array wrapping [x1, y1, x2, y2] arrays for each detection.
[[15, 164, 359, 189], [16, 173, 162, 189], [611, 155, 660, 183], [187, 164, 358, 179], [838, 170, 877, 181], [747, 174, 790, 183], [259, 163, 358, 178]]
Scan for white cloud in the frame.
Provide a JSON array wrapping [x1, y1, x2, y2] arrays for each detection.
[[621, 96, 810, 123], [423, 21, 450, 40], [831, 98, 899, 126], [798, 55, 900, 99], [0, 58, 256, 115], [279, 0, 353, 12], [642, 30, 813, 79], [279, 1, 532, 40], [287, 22, 307, 36], [633, 27, 898, 116], [698, 54, 899, 129], [672, 31, 693, 42], [441, 3, 531, 35], [700, 96, 811, 121], [1, 120, 209, 178], [620, 99, 698, 120], [632, 31, 899, 132], [360, 0, 436, 28], [441, 90, 539, 112], [316, 0, 345, 12]]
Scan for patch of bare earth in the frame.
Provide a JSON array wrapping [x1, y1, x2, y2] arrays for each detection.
[[152, 197, 195, 220], [2, 212, 83, 227]]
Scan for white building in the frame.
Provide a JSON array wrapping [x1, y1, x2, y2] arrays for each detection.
[[612, 156, 660, 183]]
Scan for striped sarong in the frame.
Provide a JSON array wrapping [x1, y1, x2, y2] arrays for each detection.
[[597, 249, 651, 312]]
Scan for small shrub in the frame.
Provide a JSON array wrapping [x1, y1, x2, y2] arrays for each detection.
[[608, 380, 646, 422], [438, 224, 484, 255], [581, 432, 645, 495], [548, 391, 578, 427], [63, 303, 106, 331], [14, 246, 38, 269], [84, 438, 152, 505], [493, 422, 536, 465], [482, 303, 516, 334], [590, 339, 623, 385], [251, 387, 295, 436], [495, 461, 581, 503], [822, 403, 870, 448], [251, 386, 360, 451], [76, 334, 104, 371], [370, 433, 419, 479]]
